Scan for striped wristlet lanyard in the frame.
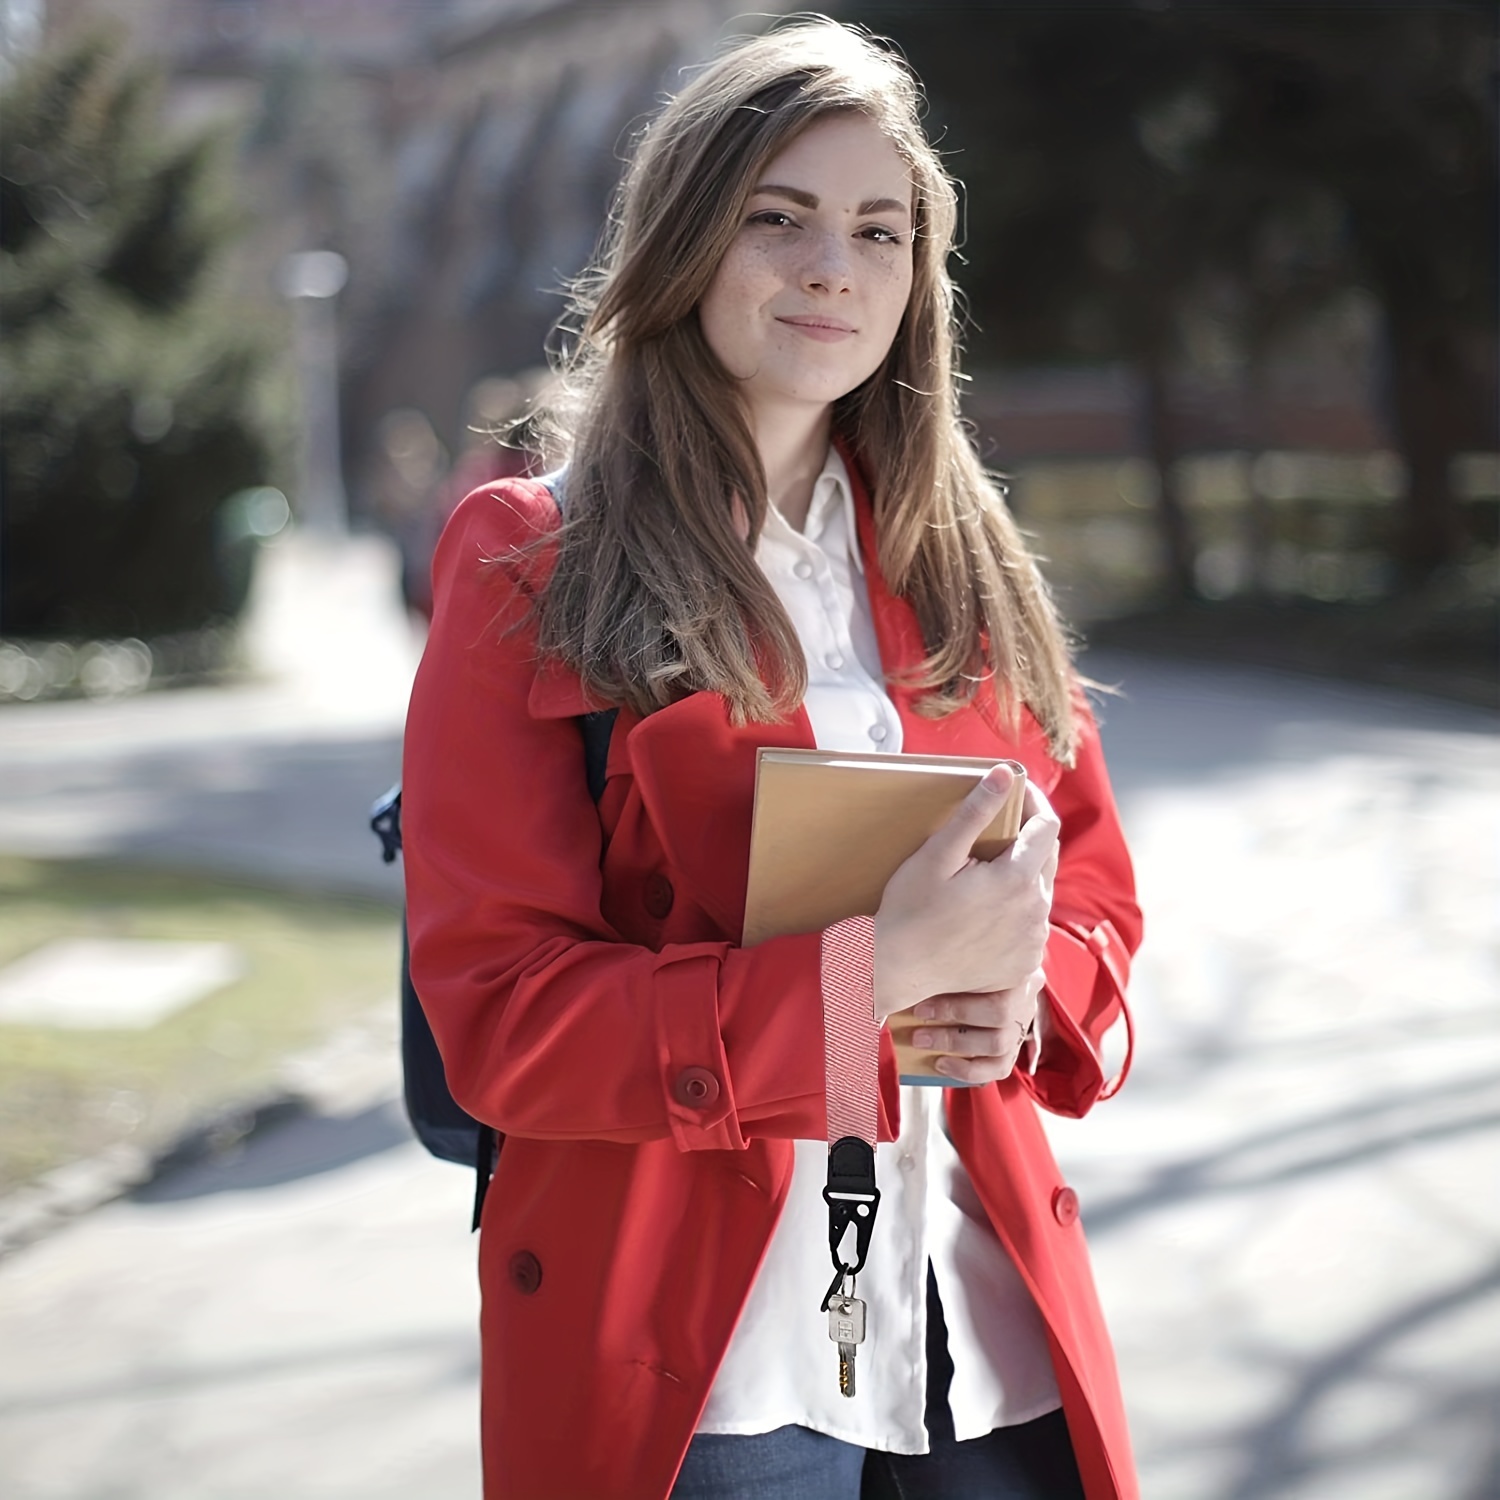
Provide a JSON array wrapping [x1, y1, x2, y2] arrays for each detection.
[[819, 914, 882, 1397]]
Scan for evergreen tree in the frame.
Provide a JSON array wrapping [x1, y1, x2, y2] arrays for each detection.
[[0, 33, 274, 638]]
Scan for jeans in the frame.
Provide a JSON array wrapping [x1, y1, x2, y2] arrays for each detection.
[[672, 1268, 1087, 1500]]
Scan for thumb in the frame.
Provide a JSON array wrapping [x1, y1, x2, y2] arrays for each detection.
[[921, 764, 1016, 874]]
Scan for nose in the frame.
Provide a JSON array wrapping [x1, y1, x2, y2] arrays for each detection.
[[802, 230, 853, 294]]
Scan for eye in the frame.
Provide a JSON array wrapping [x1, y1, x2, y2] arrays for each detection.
[[859, 225, 905, 246], [748, 209, 797, 229]]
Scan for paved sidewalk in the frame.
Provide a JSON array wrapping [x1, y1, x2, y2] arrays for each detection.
[[0, 531, 417, 900], [0, 582, 1495, 1497], [1059, 655, 1500, 1500]]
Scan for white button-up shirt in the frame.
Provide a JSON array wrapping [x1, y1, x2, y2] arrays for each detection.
[[695, 446, 1061, 1453]]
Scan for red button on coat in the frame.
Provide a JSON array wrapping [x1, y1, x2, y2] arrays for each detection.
[[673, 1067, 720, 1109], [1052, 1186, 1080, 1226], [508, 1250, 543, 1295], [643, 873, 675, 919]]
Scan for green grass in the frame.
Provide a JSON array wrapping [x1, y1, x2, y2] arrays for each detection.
[[0, 857, 401, 1196]]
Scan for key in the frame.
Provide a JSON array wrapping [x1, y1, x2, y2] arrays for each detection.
[[828, 1292, 866, 1399], [838, 1340, 858, 1398]]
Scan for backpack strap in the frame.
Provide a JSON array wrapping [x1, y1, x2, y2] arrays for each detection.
[[581, 708, 617, 803], [471, 1125, 498, 1232], [372, 467, 621, 1229]]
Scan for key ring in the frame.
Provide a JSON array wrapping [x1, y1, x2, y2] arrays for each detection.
[[820, 1263, 857, 1313]]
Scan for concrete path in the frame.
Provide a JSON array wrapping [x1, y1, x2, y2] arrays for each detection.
[[0, 531, 415, 901], [0, 553, 1495, 1499], [1056, 654, 1500, 1500]]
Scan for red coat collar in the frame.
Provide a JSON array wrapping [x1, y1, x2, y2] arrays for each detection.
[[524, 447, 1048, 774]]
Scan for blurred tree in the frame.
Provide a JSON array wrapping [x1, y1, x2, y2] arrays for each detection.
[[0, 32, 275, 638], [849, 0, 1497, 593], [851, 1, 1257, 596], [1205, 3, 1498, 584]]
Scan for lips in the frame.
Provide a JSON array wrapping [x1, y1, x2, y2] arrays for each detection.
[[777, 315, 857, 341]]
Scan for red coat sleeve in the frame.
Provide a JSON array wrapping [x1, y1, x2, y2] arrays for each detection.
[[1021, 704, 1142, 1119], [401, 482, 901, 1152]]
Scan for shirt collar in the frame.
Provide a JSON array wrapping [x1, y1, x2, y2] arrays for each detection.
[[761, 444, 865, 576]]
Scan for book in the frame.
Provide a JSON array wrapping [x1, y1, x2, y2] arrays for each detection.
[[742, 747, 1027, 1082]]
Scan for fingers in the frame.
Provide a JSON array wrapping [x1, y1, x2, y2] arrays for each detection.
[[922, 1017, 1032, 1082], [933, 1053, 1016, 1084], [1009, 796, 1061, 872], [918, 763, 1017, 875], [910, 1023, 1009, 1058], [907, 990, 1026, 1050], [911, 990, 1008, 1026], [907, 977, 1043, 1075], [1022, 776, 1057, 825]]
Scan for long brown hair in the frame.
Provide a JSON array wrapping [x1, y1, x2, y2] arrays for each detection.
[[531, 18, 1081, 762]]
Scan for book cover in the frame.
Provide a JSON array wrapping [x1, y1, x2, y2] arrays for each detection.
[[742, 747, 1027, 1082]]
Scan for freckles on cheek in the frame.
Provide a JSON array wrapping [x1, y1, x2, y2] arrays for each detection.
[[738, 247, 780, 304], [883, 254, 914, 290], [874, 262, 914, 329]]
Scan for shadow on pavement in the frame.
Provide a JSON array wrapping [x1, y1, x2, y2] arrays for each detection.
[[0, 1326, 480, 1416], [132, 1097, 415, 1202], [1221, 1260, 1500, 1500], [1081, 650, 1500, 799], [1082, 1070, 1500, 1237]]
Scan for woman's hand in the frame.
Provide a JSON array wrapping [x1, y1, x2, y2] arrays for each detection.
[[896, 967, 1046, 1083], [874, 763, 1059, 1031]]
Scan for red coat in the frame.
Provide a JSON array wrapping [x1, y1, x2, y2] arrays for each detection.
[[402, 465, 1143, 1500]]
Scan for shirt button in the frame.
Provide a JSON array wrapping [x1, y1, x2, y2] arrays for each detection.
[[1052, 1186, 1081, 1226], [825, 653, 844, 670], [867, 723, 888, 743], [899, 1155, 916, 1172], [793, 560, 813, 580]]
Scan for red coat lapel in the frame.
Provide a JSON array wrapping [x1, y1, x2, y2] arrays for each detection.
[[840, 444, 1059, 782]]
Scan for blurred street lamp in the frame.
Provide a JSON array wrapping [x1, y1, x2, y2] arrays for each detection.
[[277, 250, 349, 536]]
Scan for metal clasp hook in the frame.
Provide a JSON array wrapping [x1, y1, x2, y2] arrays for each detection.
[[822, 1134, 880, 1294]]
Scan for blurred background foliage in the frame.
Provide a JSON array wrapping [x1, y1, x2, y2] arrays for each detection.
[[854, 0, 1497, 598], [853, 0, 1497, 697], [0, 27, 280, 642], [0, 0, 1495, 702]]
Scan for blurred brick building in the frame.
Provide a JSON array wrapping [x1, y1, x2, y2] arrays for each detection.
[[39, 0, 801, 519]]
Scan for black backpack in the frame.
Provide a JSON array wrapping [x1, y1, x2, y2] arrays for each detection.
[[371, 707, 616, 1228]]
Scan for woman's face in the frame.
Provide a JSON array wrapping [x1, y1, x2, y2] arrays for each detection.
[[698, 112, 915, 429]]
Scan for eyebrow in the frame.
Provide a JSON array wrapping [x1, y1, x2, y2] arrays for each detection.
[[752, 183, 911, 218]]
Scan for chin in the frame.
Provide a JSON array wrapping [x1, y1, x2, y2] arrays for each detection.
[[760, 368, 878, 410]]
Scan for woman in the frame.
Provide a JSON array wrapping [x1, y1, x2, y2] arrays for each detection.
[[403, 18, 1140, 1500]]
